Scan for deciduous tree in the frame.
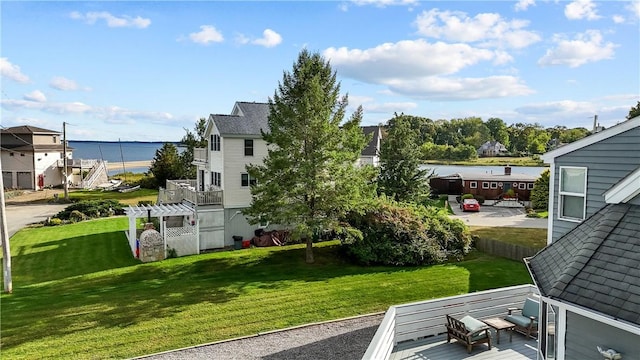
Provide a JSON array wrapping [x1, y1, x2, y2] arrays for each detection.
[[244, 50, 376, 263]]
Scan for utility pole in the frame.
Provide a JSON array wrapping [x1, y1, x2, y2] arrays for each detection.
[[63, 121, 69, 200], [0, 165, 13, 293]]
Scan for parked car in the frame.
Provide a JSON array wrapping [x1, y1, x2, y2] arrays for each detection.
[[460, 198, 480, 212]]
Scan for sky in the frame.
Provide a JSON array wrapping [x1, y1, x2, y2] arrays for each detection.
[[1, 0, 639, 142]]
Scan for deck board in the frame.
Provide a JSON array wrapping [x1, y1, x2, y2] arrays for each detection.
[[390, 332, 537, 360]]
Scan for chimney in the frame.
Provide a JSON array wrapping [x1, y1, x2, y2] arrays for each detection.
[[504, 166, 512, 176]]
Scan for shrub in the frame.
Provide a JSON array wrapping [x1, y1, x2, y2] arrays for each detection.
[[473, 194, 485, 204], [45, 217, 63, 226], [69, 210, 87, 223], [461, 193, 474, 200], [54, 199, 124, 221], [342, 199, 471, 266]]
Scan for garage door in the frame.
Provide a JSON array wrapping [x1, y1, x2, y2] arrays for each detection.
[[17, 172, 33, 189], [2, 172, 13, 188]]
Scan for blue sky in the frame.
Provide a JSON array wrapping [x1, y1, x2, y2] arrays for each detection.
[[1, 0, 639, 141]]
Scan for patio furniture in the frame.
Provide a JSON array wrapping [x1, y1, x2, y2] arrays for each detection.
[[445, 314, 492, 353], [505, 297, 539, 339], [482, 317, 516, 344]]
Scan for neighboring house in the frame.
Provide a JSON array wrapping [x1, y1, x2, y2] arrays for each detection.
[[477, 140, 508, 157], [526, 116, 640, 360], [429, 166, 538, 201], [159, 101, 382, 251], [1, 125, 71, 189]]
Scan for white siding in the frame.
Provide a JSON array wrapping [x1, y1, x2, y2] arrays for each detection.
[[222, 137, 268, 208]]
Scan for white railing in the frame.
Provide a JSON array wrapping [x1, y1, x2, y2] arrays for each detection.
[[159, 179, 223, 206], [362, 284, 539, 360], [82, 160, 108, 189], [193, 148, 208, 163]]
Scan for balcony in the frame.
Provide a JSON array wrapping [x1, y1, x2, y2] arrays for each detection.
[[193, 147, 208, 164], [364, 284, 541, 360], [158, 179, 223, 206]]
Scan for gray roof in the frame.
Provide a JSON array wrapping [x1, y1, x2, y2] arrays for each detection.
[[211, 102, 270, 136], [361, 126, 382, 156], [527, 203, 640, 326], [437, 172, 538, 182], [1, 125, 61, 135]]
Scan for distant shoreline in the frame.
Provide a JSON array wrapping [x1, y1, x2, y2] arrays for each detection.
[[105, 160, 152, 171]]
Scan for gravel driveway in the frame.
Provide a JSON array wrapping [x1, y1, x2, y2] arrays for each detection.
[[136, 313, 384, 360]]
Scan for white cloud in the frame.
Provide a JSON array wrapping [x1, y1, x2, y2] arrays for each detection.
[[348, 95, 417, 114], [628, 1, 640, 19], [538, 30, 617, 68], [50, 76, 80, 91], [23, 90, 47, 102], [70, 11, 151, 28], [414, 9, 541, 49], [564, 0, 601, 20], [612, 15, 625, 24], [189, 25, 224, 45], [385, 75, 534, 100], [514, 0, 535, 12], [251, 29, 282, 48], [324, 40, 496, 82], [0, 58, 30, 83]]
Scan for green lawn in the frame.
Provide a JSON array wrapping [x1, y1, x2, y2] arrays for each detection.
[[470, 226, 547, 249], [1, 217, 532, 359]]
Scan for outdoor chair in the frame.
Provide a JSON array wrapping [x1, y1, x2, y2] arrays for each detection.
[[445, 314, 492, 353], [505, 298, 539, 339]]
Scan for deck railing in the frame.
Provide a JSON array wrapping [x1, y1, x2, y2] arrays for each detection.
[[159, 179, 223, 206], [362, 284, 540, 360], [193, 148, 208, 163]]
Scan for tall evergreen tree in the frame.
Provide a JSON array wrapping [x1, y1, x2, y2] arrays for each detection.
[[378, 114, 430, 203], [149, 143, 182, 188], [244, 50, 376, 263]]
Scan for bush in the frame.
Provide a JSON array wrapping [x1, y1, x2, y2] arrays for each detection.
[[461, 193, 474, 200], [54, 199, 124, 221], [137, 174, 159, 189], [138, 200, 154, 206], [45, 217, 63, 226], [342, 199, 471, 266], [473, 194, 485, 204]]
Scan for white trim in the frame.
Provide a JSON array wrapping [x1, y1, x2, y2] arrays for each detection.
[[558, 166, 587, 222], [541, 296, 640, 336], [541, 116, 640, 163], [604, 166, 640, 204], [547, 165, 555, 244], [490, 181, 497, 189], [482, 181, 489, 189], [469, 181, 477, 189]]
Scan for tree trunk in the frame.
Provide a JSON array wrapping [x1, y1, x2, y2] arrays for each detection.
[[305, 237, 315, 264]]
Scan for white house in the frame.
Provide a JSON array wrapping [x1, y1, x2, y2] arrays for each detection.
[[156, 101, 382, 251], [1, 125, 71, 189], [477, 140, 508, 157]]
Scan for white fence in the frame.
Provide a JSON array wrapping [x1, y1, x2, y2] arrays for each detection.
[[362, 284, 539, 360], [165, 224, 198, 257]]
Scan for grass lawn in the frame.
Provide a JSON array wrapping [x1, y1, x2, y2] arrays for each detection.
[[527, 210, 549, 218], [470, 226, 547, 249], [1, 218, 532, 359], [425, 156, 546, 167], [68, 188, 159, 206]]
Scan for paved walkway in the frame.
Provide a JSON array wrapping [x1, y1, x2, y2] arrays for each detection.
[[5, 203, 69, 237]]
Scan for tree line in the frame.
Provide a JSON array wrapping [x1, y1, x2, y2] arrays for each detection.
[[385, 114, 593, 162]]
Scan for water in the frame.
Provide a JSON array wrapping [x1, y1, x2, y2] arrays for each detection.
[[69, 141, 176, 175], [422, 164, 547, 177]]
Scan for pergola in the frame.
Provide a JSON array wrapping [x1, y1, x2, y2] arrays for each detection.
[[124, 203, 196, 256]]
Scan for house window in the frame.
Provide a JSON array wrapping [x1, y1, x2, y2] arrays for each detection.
[[244, 139, 254, 156], [527, 183, 534, 190], [519, 183, 526, 189], [210, 134, 221, 151], [241, 173, 257, 187], [469, 181, 477, 189], [211, 172, 221, 187], [482, 182, 489, 189], [9, 153, 14, 157], [490, 182, 498, 189], [559, 166, 587, 221]]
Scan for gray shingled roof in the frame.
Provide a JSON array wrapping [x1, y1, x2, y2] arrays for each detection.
[[527, 203, 640, 326], [211, 102, 270, 137], [434, 172, 538, 182], [361, 126, 381, 156], [1, 125, 60, 134]]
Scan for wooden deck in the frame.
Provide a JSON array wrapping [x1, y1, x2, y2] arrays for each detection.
[[390, 332, 538, 360]]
